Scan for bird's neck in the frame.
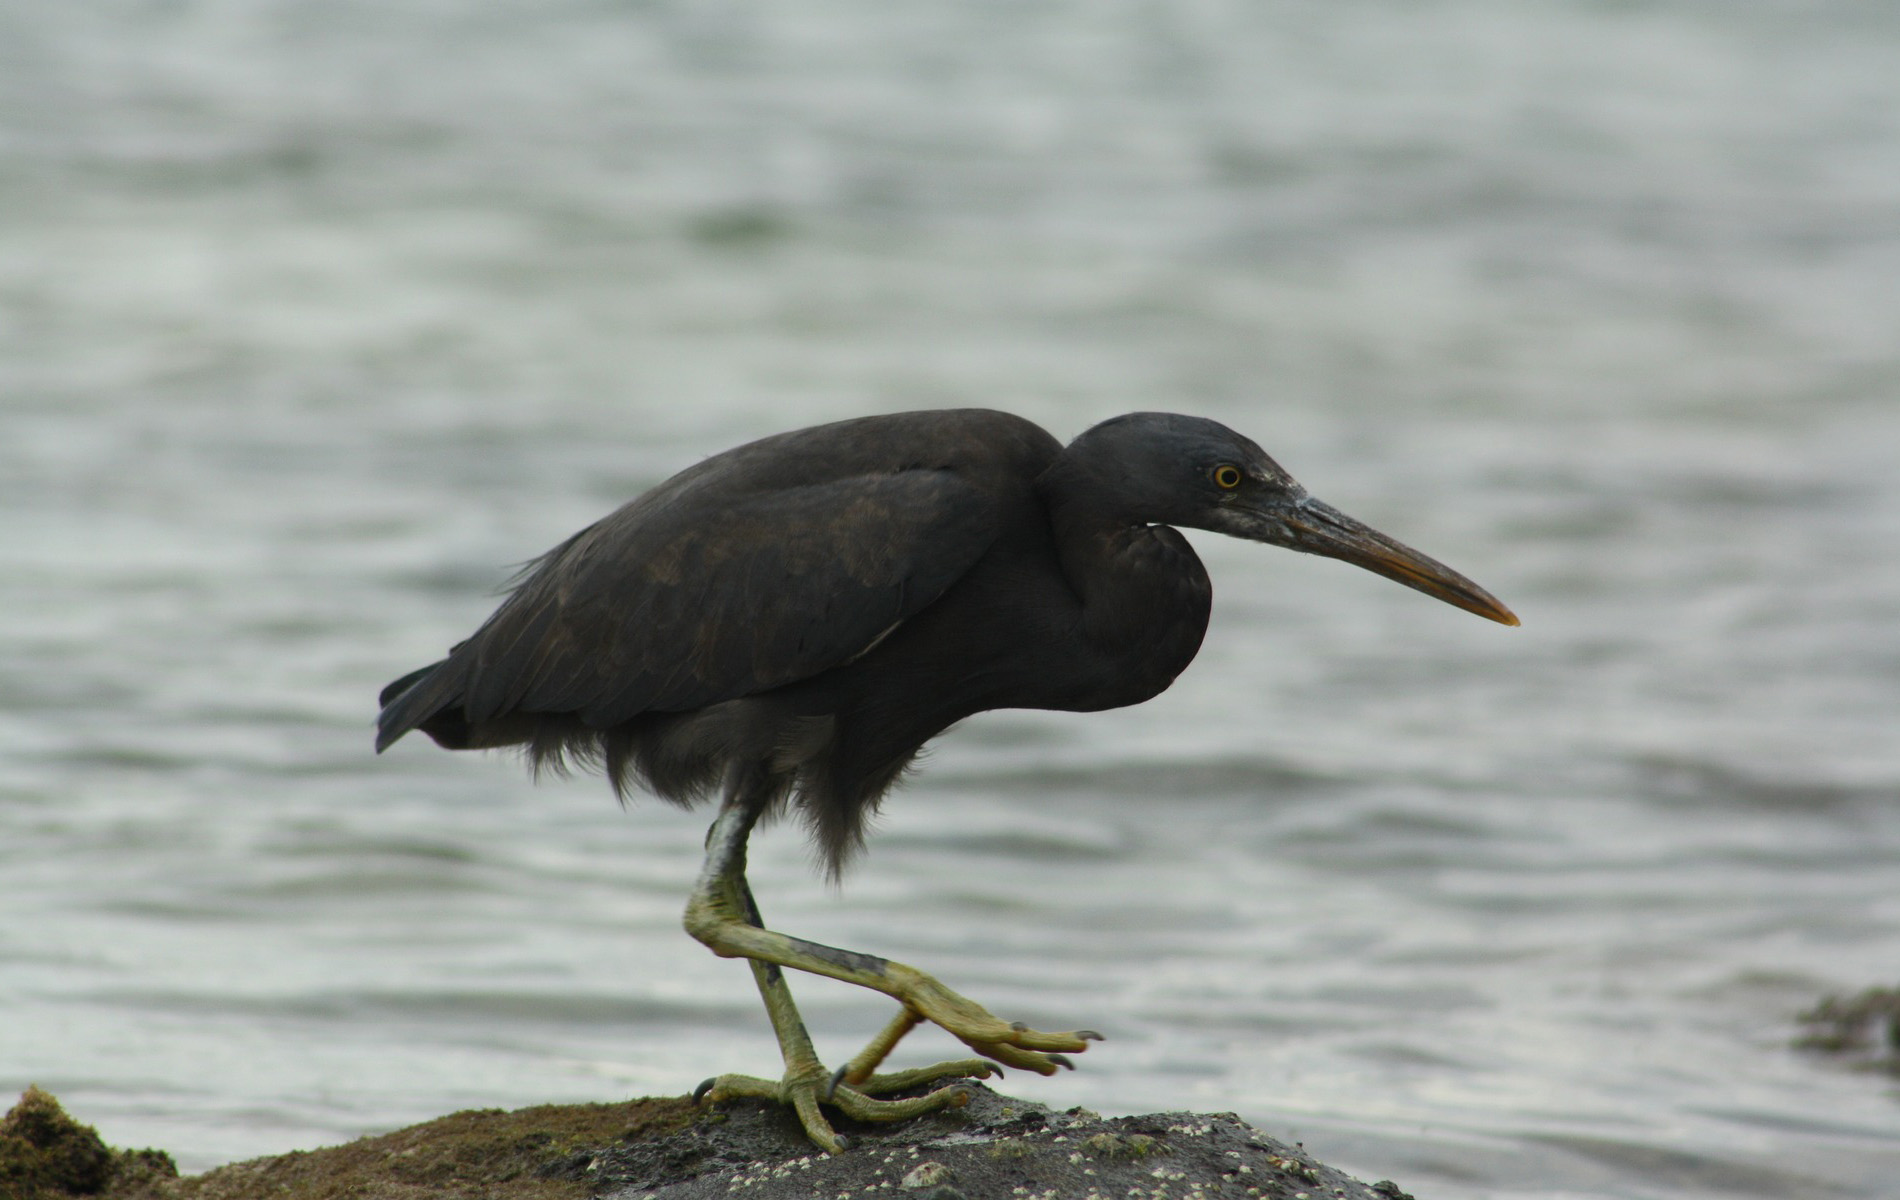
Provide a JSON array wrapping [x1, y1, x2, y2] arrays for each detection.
[[1041, 472, 1213, 657]]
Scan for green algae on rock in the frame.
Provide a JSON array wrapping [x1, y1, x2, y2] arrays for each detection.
[[1, 1087, 176, 1199]]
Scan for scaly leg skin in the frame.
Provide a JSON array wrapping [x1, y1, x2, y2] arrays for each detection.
[[691, 947, 984, 1153], [683, 780, 1099, 1151], [687, 791, 998, 1152], [686, 874, 1101, 1073], [823, 1009, 998, 1101]]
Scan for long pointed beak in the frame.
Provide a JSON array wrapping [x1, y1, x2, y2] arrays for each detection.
[[1277, 496, 1520, 626]]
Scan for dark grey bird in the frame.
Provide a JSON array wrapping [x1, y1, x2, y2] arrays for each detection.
[[376, 409, 1517, 1151]]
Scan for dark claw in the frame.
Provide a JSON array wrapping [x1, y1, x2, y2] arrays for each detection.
[[825, 1064, 850, 1101], [1047, 1053, 1075, 1071], [832, 1134, 854, 1153], [1011, 1021, 1029, 1032], [692, 1077, 718, 1104], [1076, 1029, 1104, 1041]]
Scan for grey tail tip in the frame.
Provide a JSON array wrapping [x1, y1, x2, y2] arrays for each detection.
[[374, 660, 446, 754], [374, 710, 421, 754], [373, 709, 416, 754], [371, 709, 398, 754]]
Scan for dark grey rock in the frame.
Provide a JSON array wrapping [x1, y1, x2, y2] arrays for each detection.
[[579, 1083, 1412, 1200]]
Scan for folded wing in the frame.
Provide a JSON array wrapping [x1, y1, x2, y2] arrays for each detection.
[[376, 467, 1001, 751]]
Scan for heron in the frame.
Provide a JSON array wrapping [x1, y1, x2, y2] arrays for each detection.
[[375, 409, 1517, 1152]]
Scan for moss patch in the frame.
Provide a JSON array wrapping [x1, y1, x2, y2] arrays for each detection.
[[1, 1086, 176, 1199], [4, 1089, 697, 1200], [142, 1098, 696, 1200]]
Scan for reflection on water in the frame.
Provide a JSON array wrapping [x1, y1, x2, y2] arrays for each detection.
[[5, 3, 1899, 1197]]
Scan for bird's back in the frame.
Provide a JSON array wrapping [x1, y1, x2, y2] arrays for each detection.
[[375, 409, 1063, 765]]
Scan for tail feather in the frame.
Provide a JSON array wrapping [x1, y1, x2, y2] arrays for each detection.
[[375, 659, 463, 752]]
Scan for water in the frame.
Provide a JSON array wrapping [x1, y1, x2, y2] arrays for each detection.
[[4, 3, 1899, 1196]]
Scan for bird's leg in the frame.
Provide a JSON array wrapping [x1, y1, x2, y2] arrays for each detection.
[[832, 1008, 925, 1087], [685, 779, 992, 1152], [825, 1007, 1005, 1098], [683, 776, 1100, 1124]]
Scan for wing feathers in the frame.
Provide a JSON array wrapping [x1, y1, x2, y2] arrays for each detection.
[[423, 469, 998, 736]]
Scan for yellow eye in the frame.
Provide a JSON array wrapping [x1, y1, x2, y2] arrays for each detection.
[[1212, 464, 1243, 490]]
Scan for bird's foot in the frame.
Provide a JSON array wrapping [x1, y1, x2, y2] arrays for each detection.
[[883, 963, 1103, 1074], [693, 1060, 984, 1154]]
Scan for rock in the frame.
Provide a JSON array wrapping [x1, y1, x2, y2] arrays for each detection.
[[577, 1083, 1409, 1200], [15, 1083, 1415, 1200], [1796, 985, 1900, 1074]]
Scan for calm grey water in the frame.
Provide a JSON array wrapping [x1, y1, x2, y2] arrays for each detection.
[[4, 3, 1899, 1197]]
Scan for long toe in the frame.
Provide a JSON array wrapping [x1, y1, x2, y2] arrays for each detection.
[[827, 1078, 978, 1126], [697, 1062, 988, 1155], [698, 1071, 852, 1154], [886, 964, 1100, 1069], [846, 1059, 996, 1096]]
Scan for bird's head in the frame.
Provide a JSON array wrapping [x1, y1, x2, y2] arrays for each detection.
[[1065, 413, 1519, 626]]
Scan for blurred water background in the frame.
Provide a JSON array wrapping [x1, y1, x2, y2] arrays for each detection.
[[4, 3, 1899, 1197]]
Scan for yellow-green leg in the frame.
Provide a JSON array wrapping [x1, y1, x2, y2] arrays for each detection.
[[683, 775, 1099, 1152], [825, 1009, 998, 1100], [692, 864, 984, 1152]]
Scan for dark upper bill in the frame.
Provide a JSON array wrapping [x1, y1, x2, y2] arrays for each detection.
[[1280, 496, 1519, 626]]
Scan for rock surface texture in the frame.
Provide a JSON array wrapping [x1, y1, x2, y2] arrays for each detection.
[[582, 1084, 1413, 1200], [5, 1084, 1416, 1200]]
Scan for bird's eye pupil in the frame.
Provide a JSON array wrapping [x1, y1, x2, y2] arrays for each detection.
[[1213, 465, 1242, 489]]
